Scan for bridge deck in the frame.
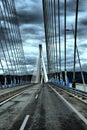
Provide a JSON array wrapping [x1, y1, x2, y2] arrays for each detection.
[[0, 83, 87, 130]]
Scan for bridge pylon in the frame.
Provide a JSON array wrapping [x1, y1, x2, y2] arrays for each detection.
[[35, 44, 48, 83]]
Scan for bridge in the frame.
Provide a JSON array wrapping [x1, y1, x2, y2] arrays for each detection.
[[0, 0, 87, 130]]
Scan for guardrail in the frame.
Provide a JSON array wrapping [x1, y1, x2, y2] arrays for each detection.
[[51, 82, 87, 99], [0, 84, 33, 103], [69, 88, 87, 99]]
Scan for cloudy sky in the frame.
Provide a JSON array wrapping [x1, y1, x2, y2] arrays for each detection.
[[15, 0, 45, 73], [15, 0, 87, 72]]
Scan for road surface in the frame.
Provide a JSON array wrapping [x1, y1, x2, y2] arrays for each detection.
[[0, 84, 87, 130]]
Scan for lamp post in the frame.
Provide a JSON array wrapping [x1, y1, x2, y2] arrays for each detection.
[[71, 25, 86, 91], [66, 26, 86, 90], [72, 0, 79, 88], [66, 0, 79, 88]]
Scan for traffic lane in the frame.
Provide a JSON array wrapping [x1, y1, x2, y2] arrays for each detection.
[[28, 84, 87, 130], [50, 83, 87, 119], [0, 84, 41, 130]]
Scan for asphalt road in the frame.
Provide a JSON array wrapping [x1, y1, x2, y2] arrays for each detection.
[[27, 84, 87, 130], [0, 84, 41, 130], [0, 84, 87, 130]]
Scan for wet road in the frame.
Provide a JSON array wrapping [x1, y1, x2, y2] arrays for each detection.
[[0, 84, 87, 130], [0, 84, 41, 130], [27, 84, 87, 130]]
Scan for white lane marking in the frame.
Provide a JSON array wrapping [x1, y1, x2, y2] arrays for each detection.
[[49, 85, 87, 125], [0, 91, 24, 106], [35, 94, 38, 99], [19, 115, 30, 130]]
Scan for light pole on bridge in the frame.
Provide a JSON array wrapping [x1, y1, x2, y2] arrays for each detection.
[[66, 24, 86, 91], [66, 0, 79, 88]]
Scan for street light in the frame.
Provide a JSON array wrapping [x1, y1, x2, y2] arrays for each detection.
[[71, 25, 86, 91], [66, 24, 86, 90], [66, 0, 79, 88]]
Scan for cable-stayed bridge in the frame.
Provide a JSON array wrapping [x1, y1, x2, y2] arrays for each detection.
[[42, 0, 86, 90], [0, 0, 87, 130], [0, 0, 28, 87]]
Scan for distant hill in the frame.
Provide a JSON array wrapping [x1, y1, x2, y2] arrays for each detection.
[[0, 71, 87, 85], [67, 71, 87, 83], [48, 71, 87, 84]]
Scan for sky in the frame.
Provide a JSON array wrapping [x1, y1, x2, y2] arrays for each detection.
[[15, 0, 46, 73], [15, 0, 87, 73]]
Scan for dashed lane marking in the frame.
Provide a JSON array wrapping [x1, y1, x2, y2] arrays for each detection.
[[35, 94, 38, 99], [19, 115, 30, 130]]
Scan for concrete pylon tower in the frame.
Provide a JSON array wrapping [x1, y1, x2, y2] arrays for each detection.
[[35, 45, 42, 83], [35, 44, 48, 83]]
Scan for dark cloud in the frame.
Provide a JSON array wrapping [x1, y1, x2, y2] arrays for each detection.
[[17, 10, 43, 25], [15, 0, 45, 54], [15, 0, 43, 25], [20, 24, 45, 47], [66, 0, 86, 15], [67, 0, 76, 14], [23, 27, 37, 35], [14, 0, 87, 73], [25, 57, 37, 66], [79, 43, 87, 48], [80, 18, 87, 26], [55, 0, 84, 17], [77, 24, 87, 39], [22, 25, 44, 35]]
